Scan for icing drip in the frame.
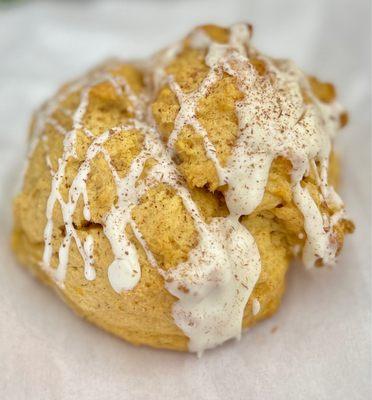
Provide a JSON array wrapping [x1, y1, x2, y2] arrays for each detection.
[[252, 298, 260, 316], [83, 235, 95, 280], [164, 216, 260, 355], [26, 23, 348, 354], [167, 74, 227, 183]]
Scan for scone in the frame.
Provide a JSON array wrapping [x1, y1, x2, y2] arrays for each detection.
[[12, 23, 354, 354]]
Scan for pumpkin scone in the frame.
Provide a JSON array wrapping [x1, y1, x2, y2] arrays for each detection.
[[12, 23, 354, 355]]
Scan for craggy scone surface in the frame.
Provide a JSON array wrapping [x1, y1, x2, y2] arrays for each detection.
[[12, 24, 353, 352]]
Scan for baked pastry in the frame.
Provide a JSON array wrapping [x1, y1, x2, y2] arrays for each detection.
[[12, 23, 354, 354]]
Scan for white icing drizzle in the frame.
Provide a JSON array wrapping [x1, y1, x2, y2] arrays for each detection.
[[148, 42, 183, 92], [25, 23, 349, 354], [252, 298, 260, 316], [167, 74, 227, 183], [164, 216, 260, 356], [83, 234, 96, 280]]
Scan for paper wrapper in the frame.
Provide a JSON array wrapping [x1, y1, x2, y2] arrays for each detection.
[[0, 0, 370, 398]]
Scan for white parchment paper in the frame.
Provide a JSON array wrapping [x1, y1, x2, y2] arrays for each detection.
[[0, 1, 370, 399]]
